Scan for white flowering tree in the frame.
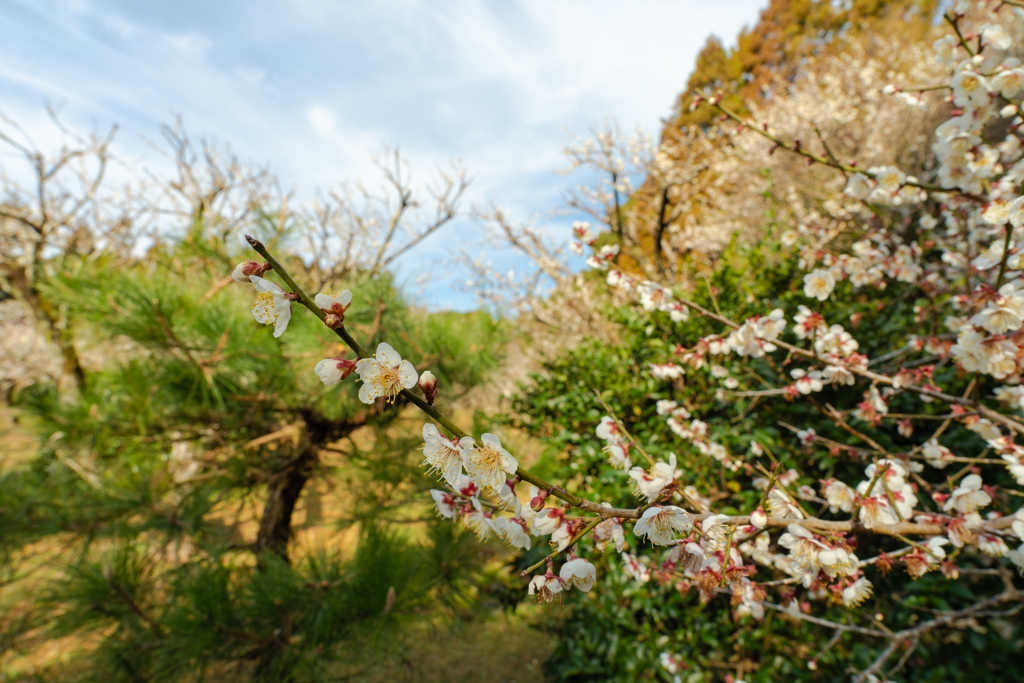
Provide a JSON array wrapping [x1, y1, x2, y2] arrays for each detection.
[[232, 3, 1024, 680]]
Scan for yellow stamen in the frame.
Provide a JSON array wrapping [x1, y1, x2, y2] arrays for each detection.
[[253, 291, 278, 325]]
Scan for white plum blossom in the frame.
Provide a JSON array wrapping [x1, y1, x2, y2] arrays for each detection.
[[844, 173, 873, 199], [313, 358, 356, 386], [531, 507, 565, 536], [586, 244, 619, 269], [778, 525, 828, 584], [767, 487, 805, 519], [421, 423, 464, 488], [628, 453, 678, 502], [700, 514, 732, 552], [793, 305, 827, 340], [814, 324, 859, 357], [593, 515, 626, 552], [430, 489, 456, 519], [842, 578, 874, 607], [462, 500, 496, 540], [981, 23, 1011, 50], [922, 440, 955, 469], [560, 556, 597, 591], [951, 68, 989, 108], [528, 572, 564, 603], [354, 343, 418, 404], [597, 416, 631, 469], [249, 275, 292, 338], [459, 433, 518, 492], [803, 269, 836, 301], [620, 552, 651, 584], [943, 474, 991, 514], [970, 282, 1024, 334], [314, 287, 352, 314], [824, 480, 856, 513], [638, 280, 670, 312], [493, 517, 531, 550], [633, 505, 693, 545]]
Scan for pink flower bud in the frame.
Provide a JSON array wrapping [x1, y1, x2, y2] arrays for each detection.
[[750, 506, 768, 529], [530, 493, 547, 512], [232, 260, 265, 282], [324, 313, 343, 329], [419, 370, 438, 405]]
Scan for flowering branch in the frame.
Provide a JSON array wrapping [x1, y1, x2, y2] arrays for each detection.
[[244, 235, 626, 518], [707, 100, 987, 203]]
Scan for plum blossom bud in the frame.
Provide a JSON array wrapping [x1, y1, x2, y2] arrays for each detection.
[[314, 358, 357, 386], [1001, 104, 1019, 119], [750, 506, 768, 529], [232, 260, 266, 282], [419, 370, 438, 405], [530, 491, 547, 512], [324, 313, 343, 329]]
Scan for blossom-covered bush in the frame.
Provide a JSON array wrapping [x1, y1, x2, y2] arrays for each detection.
[[255, 3, 1023, 680]]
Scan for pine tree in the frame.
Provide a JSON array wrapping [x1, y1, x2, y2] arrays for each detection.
[[1, 120, 501, 681]]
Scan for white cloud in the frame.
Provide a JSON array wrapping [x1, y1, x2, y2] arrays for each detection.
[[0, 0, 768, 309], [306, 105, 337, 138], [163, 31, 211, 59]]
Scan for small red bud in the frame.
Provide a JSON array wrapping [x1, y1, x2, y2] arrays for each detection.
[[324, 313, 343, 329], [419, 370, 438, 405]]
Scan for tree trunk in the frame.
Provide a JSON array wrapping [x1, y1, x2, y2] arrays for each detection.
[[254, 399, 390, 564], [255, 449, 317, 561]]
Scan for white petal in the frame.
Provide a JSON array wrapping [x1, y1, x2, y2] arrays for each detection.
[[272, 303, 292, 338], [314, 359, 343, 386], [398, 360, 419, 388], [314, 293, 333, 309], [500, 451, 519, 475], [358, 382, 376, 404], [250, 275, 282, 293], [376, 342, 401, 366]]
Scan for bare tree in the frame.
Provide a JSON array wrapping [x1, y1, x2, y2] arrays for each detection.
[[0, 108, 124, 387]]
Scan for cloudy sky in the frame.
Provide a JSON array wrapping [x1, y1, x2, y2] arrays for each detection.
[[1, 0, 766, 309]]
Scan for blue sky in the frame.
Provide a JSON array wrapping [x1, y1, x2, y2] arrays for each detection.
[[1, 0, 766, 310]]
